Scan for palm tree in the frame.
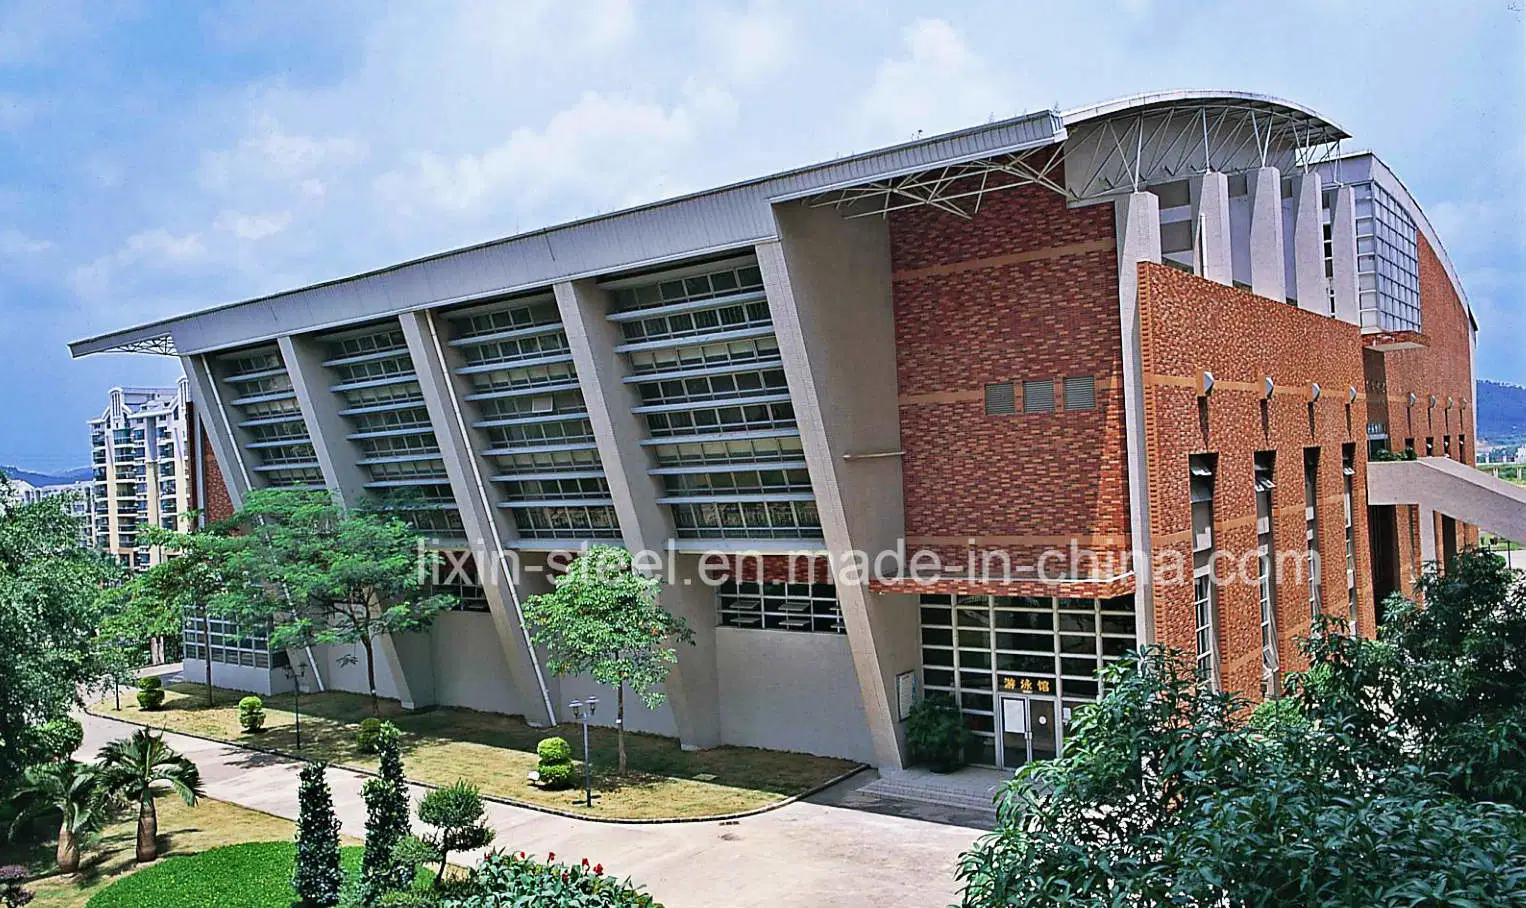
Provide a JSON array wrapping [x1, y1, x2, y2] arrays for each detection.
[[97, 730, 203, 863], [7, 760, 112, 874]]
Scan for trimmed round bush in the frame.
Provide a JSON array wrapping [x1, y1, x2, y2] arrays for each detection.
[[536, 736, 572, 764], [35, 716, 84, 761], [356, 717, 385, 754], [238, 696, 265, 733], [537, 760, 576, 790], [136, 676, 165, 711]]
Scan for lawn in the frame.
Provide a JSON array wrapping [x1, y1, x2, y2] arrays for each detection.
[[91, 682, 860, 819], [83, 843, 369, 908], [0, 795, 317, 908]]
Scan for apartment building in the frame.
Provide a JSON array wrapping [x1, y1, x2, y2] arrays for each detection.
[[72, 91, 1502, 771], [88, 382, 194, 570]]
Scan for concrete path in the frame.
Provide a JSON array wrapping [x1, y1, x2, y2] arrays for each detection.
[[78, 711, 985, 908]]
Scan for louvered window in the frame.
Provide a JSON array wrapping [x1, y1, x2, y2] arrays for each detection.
[[985, 382, 1015, 415], [1023, 380, 1054, 414], [1063, 376, 1096, 411]]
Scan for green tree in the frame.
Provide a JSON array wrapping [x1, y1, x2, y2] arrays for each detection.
[[521, 546, 693, 774], [956, 644, 1526, 906], [1383, 550, 1526, 807], [415, 780, 494, 887], [96, 729, 203, 864], [0, 475, 118, 789], [219, 490, 454, 716], [124, 519, 233, 707], [7, 760, 112, 874], [360, 724, 413, 904]]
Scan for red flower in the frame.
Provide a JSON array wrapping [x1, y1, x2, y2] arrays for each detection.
[[548, 852, 556, 861], [582, 857, 590, 867], [594, 863, 604, 874]]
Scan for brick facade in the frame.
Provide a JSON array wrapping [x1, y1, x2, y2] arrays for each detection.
[[1138, 263, 1372, 697], [1363, 233, 1479, 598], [889, 184, 1132, 587], [191, 412, 234, 525]]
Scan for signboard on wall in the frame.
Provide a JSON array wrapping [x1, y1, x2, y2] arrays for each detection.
[[896, 671, 917, 721]]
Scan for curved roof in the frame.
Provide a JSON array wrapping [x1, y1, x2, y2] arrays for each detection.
[[1063, 89, 1350, 145]]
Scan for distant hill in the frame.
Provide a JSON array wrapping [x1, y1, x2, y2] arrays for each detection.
[[1478, 380, 1526, 446], [0, 465, 93, 487]]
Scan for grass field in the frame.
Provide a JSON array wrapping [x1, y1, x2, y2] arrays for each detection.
[[92, 682, 859, 819], [1, 796, 318, 908]]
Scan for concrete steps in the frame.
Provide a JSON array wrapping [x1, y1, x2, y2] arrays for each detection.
[[859, 768, 1009, 815]]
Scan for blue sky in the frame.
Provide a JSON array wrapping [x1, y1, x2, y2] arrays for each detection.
[[1, 0, 1522, 471]]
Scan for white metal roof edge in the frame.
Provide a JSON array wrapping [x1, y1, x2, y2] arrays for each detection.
[[1062, 89, 1351, 140]]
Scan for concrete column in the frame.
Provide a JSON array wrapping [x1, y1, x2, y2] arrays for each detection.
[[1189, 171, 1232, 285], [277, 335, 367, 505], [1292, 171, 1327, 314], [760, 204, 918, 771], [1249, 166, 1287, 302], [554, 280, 721, 749], [1330, 184, 1361, 326], [1419, 505, 1438, 565], [181, 353, 252, 506], [398, 309, 556, 724], [1114, 191, 1162, 644]]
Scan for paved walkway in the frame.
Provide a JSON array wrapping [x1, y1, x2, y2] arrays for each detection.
[[78, 711, 985, 907]]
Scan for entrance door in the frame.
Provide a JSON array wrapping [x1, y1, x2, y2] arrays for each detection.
[[997, 695, 1060, 769]]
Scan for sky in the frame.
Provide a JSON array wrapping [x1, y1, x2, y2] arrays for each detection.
[[1, 0, 1522, 471]]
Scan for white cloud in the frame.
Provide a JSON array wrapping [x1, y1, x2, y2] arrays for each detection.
[[697, 1, 795, 82], [377, 87, 738, 216], [198, 117, 367, 193], [856, 19, 1013, 141], [0, 227, 51, 257], [214, 210, 294, 241], [69, 228, 204, 300]]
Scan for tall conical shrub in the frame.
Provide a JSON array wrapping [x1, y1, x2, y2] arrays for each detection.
[[293, 762, 343, 907], [360, 724, 413, 905]]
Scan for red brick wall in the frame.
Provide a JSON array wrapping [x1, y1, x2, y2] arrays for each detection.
[[1364, 234, 1478, 594], [194, 415, 234, 525], [889, 184, 1131, 581], [1138, 264, 1371, 698]]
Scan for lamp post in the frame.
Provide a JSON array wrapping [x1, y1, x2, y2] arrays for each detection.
[[568, 696, 599, 808], [281, 662, 308, 751]]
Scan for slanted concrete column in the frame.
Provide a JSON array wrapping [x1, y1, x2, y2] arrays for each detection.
[[398, 310, 556, 724], [182, 353, 253, 506], [553, 281, 674, 548], [277, 335, 368, 505], [1189, 171, 1232, 285], [1114, 191, 1162, 644], [1292, 171, 1327, 313], [555, 280, 722, 749], [759, 204, 918, 771], [276, 326, 427, 710], [1249, 166, 1287, 302], [1330, 184, 1361, 326]]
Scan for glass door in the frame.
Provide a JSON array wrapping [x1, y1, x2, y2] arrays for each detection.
[[997, 694, 1059, 769], [997, 694, 1029, 770], [1028, 696, 1059, 761]]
